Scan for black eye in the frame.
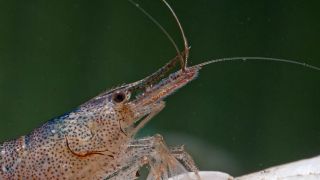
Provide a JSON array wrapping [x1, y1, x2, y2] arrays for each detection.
[[112, 92, 126, 103]]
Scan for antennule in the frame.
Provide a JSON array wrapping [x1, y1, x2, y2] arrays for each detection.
[[128, 0, 186, 71], [161, 0, 189, 71]]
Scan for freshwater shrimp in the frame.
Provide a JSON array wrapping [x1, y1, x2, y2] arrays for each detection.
[[0, 1, 199, 179], [1, 0, 319, 179]]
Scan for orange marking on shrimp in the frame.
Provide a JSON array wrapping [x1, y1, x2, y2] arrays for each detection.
[[65, 137, 114, 159]]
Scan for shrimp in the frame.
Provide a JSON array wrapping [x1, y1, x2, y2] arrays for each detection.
[[1, 0, 319, 179], [0, 1, 200, 178]]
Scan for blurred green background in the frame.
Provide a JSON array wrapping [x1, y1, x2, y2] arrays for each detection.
[[0, 0, 319, 176]]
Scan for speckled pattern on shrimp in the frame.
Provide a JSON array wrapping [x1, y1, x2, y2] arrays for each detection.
[[0, 99, 130, 178]]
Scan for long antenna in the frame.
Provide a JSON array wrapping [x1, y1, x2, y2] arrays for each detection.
[[195, 56, 320, 71], [128, 0, 186, 71]]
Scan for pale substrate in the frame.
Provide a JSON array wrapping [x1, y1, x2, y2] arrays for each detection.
[[169, 155, 320, 180]]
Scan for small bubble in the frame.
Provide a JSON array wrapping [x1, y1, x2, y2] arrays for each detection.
[[51, 129, 56, 134], [1, 150, 5, 155]]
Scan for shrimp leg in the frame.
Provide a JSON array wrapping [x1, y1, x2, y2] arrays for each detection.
[[106, 135, 199, 180]]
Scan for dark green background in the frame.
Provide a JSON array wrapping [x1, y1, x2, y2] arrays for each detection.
[[0, 0, 319, 176]]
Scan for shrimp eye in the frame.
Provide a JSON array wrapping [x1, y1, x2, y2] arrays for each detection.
[[112, 91, 126, 103]]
